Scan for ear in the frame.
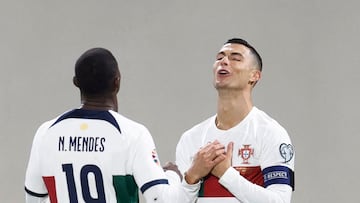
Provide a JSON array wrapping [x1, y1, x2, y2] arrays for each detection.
[[249, 70, 261, 86], [114, 76, 121, 93], [73, 76, 79, 88]]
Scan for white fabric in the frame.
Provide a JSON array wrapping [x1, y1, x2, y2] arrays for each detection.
[[25, 109, 197, 203], [25, 193, 49, 203], [176, 107, 294, 203]]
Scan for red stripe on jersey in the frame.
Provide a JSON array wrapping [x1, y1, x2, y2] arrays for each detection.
[[234, 166, 264, 186], [43, 176, 58, 203], [200, 166, 264, 197], [202, 175, 233, 197]]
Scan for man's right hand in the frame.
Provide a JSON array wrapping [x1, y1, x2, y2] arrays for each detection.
[[185, 140, 226, 184]]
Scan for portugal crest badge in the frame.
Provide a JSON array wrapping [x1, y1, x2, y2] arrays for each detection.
[[238, 144, 254, 164]]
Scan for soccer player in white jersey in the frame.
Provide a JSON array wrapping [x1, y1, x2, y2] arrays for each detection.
[[176, 38, 295, 203], [24, 48, 198, 203]]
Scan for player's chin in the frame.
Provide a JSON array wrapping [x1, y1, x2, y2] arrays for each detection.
[[214, 81, 226, 89], [214, 83, 233, 90]]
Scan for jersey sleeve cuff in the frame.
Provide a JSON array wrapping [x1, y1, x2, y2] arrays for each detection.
[[182, 177, 201, 192]]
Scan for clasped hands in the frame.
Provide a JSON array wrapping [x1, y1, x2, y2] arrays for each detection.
[[185, 140, 234, 184]]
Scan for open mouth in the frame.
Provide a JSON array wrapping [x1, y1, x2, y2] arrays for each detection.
[[218, 69, 230, 75]]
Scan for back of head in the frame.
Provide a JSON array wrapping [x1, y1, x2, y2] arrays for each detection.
[[225, 38, 263, 71], [75, 48, 119, 95]]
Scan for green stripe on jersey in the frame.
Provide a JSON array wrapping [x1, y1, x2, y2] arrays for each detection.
[[113, 175, 139, 203], [199, 181, 205, 197]]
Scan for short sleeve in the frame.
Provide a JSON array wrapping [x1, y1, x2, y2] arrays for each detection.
[[25, 123, 51, 195]]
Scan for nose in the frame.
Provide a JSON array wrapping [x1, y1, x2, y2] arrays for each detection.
[[220, 56, 229, 66]]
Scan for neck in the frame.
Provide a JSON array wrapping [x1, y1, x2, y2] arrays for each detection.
[[215, 89, 253, 130], [80, 94, 118, 112]]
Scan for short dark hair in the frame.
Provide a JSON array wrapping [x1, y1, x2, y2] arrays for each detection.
[[225, 38, 262, 71], [75, 48, 119, 95]]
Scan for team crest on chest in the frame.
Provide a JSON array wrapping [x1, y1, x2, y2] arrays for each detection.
[[238, 144, 254, 164]]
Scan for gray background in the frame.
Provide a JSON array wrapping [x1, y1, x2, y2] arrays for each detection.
[[1, 0, 359, 202]]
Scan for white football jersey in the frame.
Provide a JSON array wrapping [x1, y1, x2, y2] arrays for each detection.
[[25, 109, 171, 203], [176, 107, 295, 203]]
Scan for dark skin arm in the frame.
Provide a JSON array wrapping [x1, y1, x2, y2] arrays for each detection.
[[163, 162, 183, 181]]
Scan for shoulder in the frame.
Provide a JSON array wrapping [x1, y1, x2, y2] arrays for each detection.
[[178, 115, 215, 144], [35, 116, 61, 137], [31, 114, 62, 146], [252, 107, 290, 141], [252, 108, 295, 169], [183, 116, 214, 135], [109, 111, 150, 134]]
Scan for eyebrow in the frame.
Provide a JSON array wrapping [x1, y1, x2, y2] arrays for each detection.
[[216, 51, 244, 58]]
